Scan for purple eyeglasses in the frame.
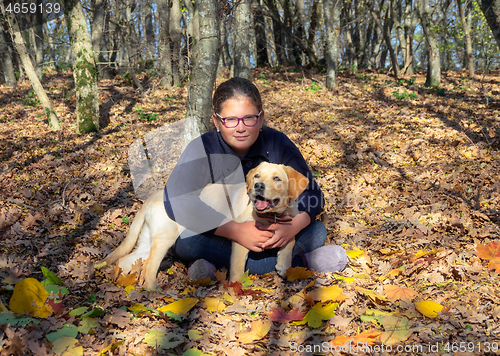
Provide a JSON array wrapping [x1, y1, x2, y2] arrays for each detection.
[[215, 110, 262, 128]]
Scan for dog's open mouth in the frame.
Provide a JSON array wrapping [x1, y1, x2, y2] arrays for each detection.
[[254, 195, 280, 211]]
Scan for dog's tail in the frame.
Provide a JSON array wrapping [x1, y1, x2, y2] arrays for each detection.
[[103, 200, 148, 265]]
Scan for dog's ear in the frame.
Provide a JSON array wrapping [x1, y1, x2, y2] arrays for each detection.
[[283, 166, 309, 201], [246, 166, 259, 194]]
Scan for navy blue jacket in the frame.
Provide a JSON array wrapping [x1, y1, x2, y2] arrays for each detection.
[[163, 126, 324, 234]]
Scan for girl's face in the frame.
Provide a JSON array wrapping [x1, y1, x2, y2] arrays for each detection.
[[213, 97, 264, 157]]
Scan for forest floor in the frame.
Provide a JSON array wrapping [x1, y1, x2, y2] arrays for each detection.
[[0, 67, 499, 356]]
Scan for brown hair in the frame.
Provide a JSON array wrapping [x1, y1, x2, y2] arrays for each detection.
[[212, 77, 263, 114]]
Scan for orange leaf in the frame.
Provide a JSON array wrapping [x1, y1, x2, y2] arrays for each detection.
[[223, 281, 261, 296], [477, 241, 500, 260], [266, 307, 306, 323], [488, 257, 500, 273], [353, 330, 382, 344], [384, 285, 418, 301], [236, 320, 272, 343], [115, 273, 139, 287], [286, 267, 314, 282]]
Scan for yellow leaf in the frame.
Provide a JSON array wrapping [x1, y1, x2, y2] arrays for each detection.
[[188, 329, 203, 341], [355, 286, 388, 304], [158, 298, 198, 315], [308, 286, 347, 303], [286, 266, 314, 282], [204, 297, 226, 313], [182, 286, 196, 295], [333, 275, 356, 284], [415, 300, 444, 318], [378, 268, 403, 281], [124, 285, 135, 296], [9, 278, 53, 318], [236, 320, 272, 343], [295, 302, 338, 328], [380, 315, 411, 345], [128, 303, 148, 314], [414, 249, 442, 260], [222, 292, 233, 304]]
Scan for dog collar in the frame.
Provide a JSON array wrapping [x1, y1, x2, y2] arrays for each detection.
[[255, 212, 293, 223]]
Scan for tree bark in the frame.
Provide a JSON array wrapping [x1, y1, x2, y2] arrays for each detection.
[[158, 0, 172, 87], [371, 2, 400, 77], [63, 0, 100, 132], [457, 0, 474, 76], [184, 0, 220, 147], [92, 0, 105, 77], [0, 27, 17, 86], [35, 0, 44, 79], [479, 0, 500, 49], [233, 0, 252, 78], [323, 0, 340, 89], [1, 4, 60, 129], [252, 0, 268, 67], [144, 0, 155, 62], [171, 0, 182, 85]]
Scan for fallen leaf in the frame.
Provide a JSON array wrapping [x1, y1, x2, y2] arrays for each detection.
[[115, 272, 139, 287], [379, 315, 411, 345], [266, 307, 306, 323], [236, 319, 272, 343], [384, 285, 418, 301], [286, 266, 314, 281], [355, 286, 388, 304], [158, 298, 198, 316], [295, 302, 337, 328], [476, 241, 500, 260], [143, 330, 184, 350], [204, 297, 226, 313], [52, 336, 83, 356], [415, 300, 444, 318], [9, 278, 53, 318], [308, 285, 347, 303]]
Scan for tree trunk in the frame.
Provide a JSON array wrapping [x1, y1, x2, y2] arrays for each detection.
[[43, 21, 58, 71], [457, 0, 474, 77], [323, 0, 340, 89], [92, 0, 105, 77], [184, 0, 220, 147], [307, 0, 320, 63], [417, 0, 451, 87], [403, 0, 417, 75], [35, 0, 44, 79], [63, 0, 100, 133], [265, 0, 287, 66], [0, 27, 17, 86], [371, 3, 400, 77], [479, 0, 500, 49], [252, 0, 268, 67], [171, 0, 182, 85], [1, 4, 60, 129], [233, 0, 252, 78], [158, 0, 172, 87]]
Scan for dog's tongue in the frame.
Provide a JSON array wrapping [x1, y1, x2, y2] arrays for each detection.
[[256, 199, 270, 211]]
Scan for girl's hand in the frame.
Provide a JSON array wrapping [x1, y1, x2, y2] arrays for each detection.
[[258, 212, 311, 249], [216, 220, 274, 252]]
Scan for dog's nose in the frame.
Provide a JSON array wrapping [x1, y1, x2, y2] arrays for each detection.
[[254, 182, 265, 193]]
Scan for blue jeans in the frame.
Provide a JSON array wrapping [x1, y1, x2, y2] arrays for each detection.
[[171, 220, 327, 275]]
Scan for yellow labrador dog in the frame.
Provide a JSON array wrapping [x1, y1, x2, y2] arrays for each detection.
[[104, 162, 309, 289]]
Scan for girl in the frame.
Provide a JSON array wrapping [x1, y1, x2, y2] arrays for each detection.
[[164, 77, 347, 279]]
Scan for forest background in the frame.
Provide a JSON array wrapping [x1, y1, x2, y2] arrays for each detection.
[[0, 0, 500, 354]]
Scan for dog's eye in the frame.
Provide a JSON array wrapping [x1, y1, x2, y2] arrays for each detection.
[[254, 174, 260, 179], [273, 176, 281, 181]]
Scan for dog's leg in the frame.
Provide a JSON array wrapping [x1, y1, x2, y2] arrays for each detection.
[[275, 239, 295, 277], [230, 242, 250, 282], [104, 203, 147, 266]]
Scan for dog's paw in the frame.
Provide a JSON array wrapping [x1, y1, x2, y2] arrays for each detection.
[[275, 261, 290, 278]]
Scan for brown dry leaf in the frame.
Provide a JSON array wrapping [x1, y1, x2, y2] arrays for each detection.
[[115, 272, 139, 287]]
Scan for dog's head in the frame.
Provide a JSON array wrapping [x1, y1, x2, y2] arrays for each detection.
[[246, 162, 309, 214]]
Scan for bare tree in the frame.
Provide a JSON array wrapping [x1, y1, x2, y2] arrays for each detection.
[[417, 0, 451, 87], [1, 4, 60, 129], [63, 0, 100, 132], [234, 0, 251, 78], [323, 0, 341, 88], [184, 0, 220, 147], [0, 26, 17, 86], [158, 0, 172, 87], [457, 0, 474, 77]]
